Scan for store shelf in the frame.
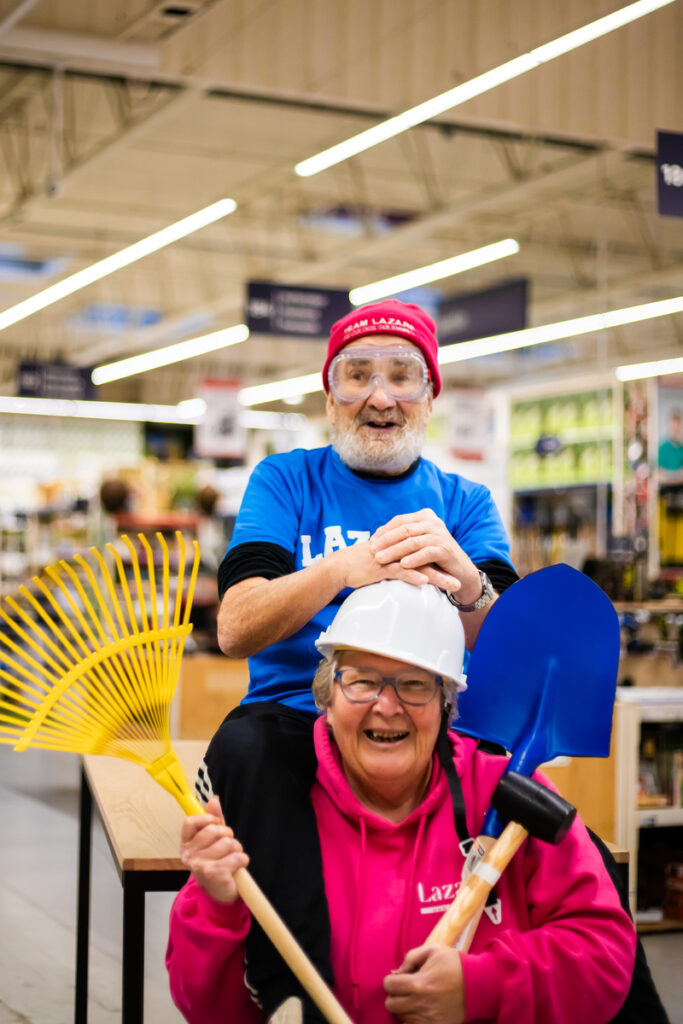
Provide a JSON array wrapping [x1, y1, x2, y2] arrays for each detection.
[[637, 918, 683, 934], [637, 807, 683, 828], [511, 425, 615, 447], [614, 688, 683, 919], [513, 482, 611, 495], [615, 600, 683, 614]]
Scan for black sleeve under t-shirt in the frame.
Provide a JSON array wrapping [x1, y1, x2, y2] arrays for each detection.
[[217, 541, 519, 600]]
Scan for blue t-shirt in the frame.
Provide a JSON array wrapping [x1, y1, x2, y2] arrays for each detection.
[[227, 446, 512, 713]]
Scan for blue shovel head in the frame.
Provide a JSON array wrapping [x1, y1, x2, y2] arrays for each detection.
[[456, 564, 620, 773]]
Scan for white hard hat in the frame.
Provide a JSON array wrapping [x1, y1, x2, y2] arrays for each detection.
[[315, 580, 467, 691]]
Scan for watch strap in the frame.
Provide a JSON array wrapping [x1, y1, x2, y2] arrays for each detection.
[[446, 570, 494, 612]]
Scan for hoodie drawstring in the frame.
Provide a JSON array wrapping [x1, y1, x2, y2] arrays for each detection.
[[349, 816, 367, 1016], [399, 813, 427, 958]]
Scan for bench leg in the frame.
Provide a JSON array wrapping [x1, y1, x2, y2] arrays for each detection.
[[122, 873, 145, 1024], [75, 766, 93, 1024]]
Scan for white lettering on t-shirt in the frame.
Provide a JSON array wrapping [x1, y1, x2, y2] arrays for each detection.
[[323, 525, 347, 556], [300, 535, 323, 566], [299, 528, 371, 565]]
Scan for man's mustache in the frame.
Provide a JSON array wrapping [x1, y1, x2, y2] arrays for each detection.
[[355, 411, 406, 427]]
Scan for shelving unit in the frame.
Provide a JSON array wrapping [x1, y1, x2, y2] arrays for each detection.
[[508, 385, 617, 576], [614, 686, 683, 930]]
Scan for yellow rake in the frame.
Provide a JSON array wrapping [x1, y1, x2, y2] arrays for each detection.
[[0, 532, 353, 1024]]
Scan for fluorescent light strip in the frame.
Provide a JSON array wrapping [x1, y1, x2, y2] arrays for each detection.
[[239, 372, 321, 407], [295, 0, 675, 176], [238, 294, 683, 405], [92, 323, 250, 384], [0, 198, 237, 332], [0, 396, 206, 423], [438, 295, 683, 366], [349, 239, 519, 305], [616, 356, 683, 381]]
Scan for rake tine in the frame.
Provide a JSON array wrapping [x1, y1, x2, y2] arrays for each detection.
[[167, 532, 186, 691], [168, 536, 201, 691], [4, 593, 74, 673], [106, 542, 160, 733], [90, 546, 150, 700], [137, 533, 163, 709], [26, 573, 137, 724], [69, 554, 149, 727], [157, 532, 171, 709], [20, 578, 148, 743], [84, 548, 155, 731], [119, 534, 161, 726]]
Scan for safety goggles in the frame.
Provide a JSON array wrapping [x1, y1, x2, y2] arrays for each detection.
[[335, 667, 443, 706], [328, 346, 430, 405]]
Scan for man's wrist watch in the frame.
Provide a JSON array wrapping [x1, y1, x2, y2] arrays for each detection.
[[446, 570, 495, 612]]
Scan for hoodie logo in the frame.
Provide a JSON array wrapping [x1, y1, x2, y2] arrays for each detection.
[[417, 880, 461, 914], [417, 880, 503, 925]]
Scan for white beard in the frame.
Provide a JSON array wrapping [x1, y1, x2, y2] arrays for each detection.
[[331, 417, 428, 474]]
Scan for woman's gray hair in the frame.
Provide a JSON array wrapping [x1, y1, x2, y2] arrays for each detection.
[[312, 652, 460, 720]]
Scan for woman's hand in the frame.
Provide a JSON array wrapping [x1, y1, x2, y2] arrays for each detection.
[[383, 945, 466, 1023], [179, 796, 249, 904]]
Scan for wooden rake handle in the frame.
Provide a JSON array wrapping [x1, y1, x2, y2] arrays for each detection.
[[425, 821, 528, 947], [234, 867, 354, 1024], [150, 756, 355, 1024]]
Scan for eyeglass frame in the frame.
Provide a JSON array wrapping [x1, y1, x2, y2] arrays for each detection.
[[327, 345, 431, 405], [334, 666, 444, 706]]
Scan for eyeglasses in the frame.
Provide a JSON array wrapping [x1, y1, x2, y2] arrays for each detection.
[[328, 346, 430, 405], [334, 666, 442, 706]]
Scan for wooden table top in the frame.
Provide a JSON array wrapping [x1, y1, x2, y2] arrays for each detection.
[[83, 740, 208, 873], [83, 740, 629, 872]]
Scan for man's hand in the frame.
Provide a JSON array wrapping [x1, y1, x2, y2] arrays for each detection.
[[179, 796, 249, 904], [384, 945, 466, 1023], [334, 538, 431, 591], [370, 509, 481, 600]]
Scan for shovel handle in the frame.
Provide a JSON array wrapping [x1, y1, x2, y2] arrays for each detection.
[[425, 821, 528, 947]]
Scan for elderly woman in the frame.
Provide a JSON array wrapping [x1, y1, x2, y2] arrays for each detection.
[[166, 581, 635, 1024]]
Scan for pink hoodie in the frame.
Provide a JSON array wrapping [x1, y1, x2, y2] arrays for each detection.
[[167, 718, 635, 1023]]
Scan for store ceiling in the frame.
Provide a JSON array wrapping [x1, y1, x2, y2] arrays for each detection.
[[0, 0, 681, 415]]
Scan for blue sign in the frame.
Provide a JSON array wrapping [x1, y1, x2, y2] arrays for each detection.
[[657, 130, 683, 217], [68, 303, 162, 333], [246, 281, 351, 338], [437, 278, 528, 345], [18, 361, 94, 400]]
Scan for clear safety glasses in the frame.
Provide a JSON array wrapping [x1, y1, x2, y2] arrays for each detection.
[[328, 346, 430, 405], [335, 667, 442, 706]]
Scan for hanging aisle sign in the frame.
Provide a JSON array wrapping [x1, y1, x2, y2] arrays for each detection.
[[657, 130, 683, 218], [246, 281, 351, 338], [17, 361, 94, 400], [437, 279, 528, 345]]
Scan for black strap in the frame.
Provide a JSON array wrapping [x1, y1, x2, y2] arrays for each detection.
[[437, 712, 470, 843]]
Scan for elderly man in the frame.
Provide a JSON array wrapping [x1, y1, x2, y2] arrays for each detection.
[[201, 299, 517, 1022]]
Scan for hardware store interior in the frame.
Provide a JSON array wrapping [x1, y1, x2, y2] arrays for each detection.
[[1, 0, 683, 1021]]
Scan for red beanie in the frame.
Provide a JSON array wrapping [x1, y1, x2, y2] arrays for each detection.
[[323, 299, 442, 397]]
